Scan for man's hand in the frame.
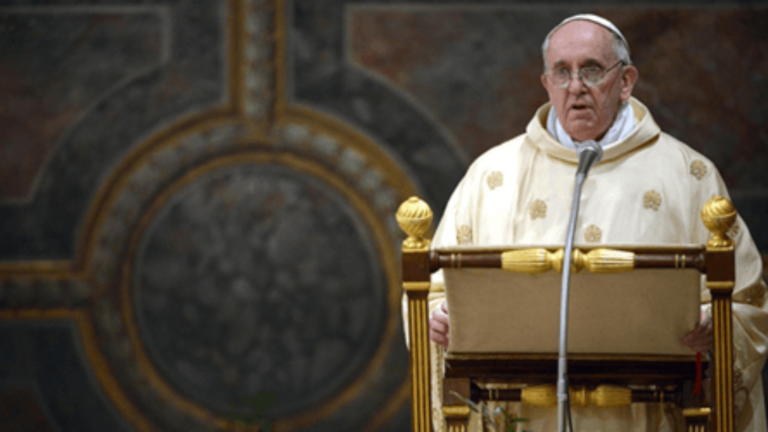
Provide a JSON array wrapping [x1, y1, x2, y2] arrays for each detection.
[[429, 301, 450, 349], [680, 310, 713, 353]]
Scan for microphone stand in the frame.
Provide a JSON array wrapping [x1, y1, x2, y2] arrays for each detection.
[[557, 141, 603, 432]]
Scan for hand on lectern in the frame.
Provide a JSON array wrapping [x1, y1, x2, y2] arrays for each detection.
[[680, 310, 713, 353], [429, 301, 450, 349]]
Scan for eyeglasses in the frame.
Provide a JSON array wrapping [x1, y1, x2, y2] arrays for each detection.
[[546, 60, 625, 88]]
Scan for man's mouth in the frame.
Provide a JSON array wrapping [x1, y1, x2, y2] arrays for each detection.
[[571, 104, 589, 110]]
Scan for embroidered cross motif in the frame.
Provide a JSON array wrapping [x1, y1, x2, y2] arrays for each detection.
[[584, 225, 602, 243], [486, 171, 503, 190], [529, 200, 547, 220], [643, 190, 662, 211], [457, 225, 472, 245], [690, 160, 708, 180]]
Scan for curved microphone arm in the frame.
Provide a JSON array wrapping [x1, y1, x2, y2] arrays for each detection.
[[557, 141, 603, 432]]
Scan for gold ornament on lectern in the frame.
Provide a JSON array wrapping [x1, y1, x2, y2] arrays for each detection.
[[583, 249, 635, 273], [396, 196, 433, 250], [589, 385, 632, 408], [550, 248, 585, 274], [521, 384, 632, 408], [501, 248, 555, 273], [701, 195, 737, 249], [521, 385, 558, 407]]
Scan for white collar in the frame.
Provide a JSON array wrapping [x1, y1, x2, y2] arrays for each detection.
[[546, 102, 635, 149]]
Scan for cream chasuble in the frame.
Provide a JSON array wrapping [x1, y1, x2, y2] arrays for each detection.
[[406, 98, 768, 432]]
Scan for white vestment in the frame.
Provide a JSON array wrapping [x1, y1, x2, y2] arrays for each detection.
[[410, 98, 768, 431]]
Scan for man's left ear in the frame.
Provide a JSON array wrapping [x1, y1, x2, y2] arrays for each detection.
[[620, 65, 639, 102]]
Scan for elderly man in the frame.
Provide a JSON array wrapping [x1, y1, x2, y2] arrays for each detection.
[[423, 14, 768, 432]]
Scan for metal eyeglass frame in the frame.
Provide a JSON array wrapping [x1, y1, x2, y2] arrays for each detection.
[[547, 60, 625, 88]]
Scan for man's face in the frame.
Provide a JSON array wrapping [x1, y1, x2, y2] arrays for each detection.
[[541, 21, 638, 142]]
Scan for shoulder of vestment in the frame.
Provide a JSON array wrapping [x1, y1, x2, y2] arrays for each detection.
[[634, 131, 718, 182], [465, 134, 528, 173]]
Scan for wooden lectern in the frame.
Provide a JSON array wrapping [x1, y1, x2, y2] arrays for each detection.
[[397, 195, 738, 432]]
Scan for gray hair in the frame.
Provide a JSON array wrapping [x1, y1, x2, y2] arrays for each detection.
[[542, 25, 633, 70]]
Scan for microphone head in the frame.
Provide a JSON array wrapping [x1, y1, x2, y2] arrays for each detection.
[[575, 140, 603, 176], [576, 140, 604, 163]]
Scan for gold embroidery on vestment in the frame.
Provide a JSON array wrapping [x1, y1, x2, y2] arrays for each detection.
[[727, 220, 740, 239], [733, 349, 749, 418], [752, 285, 766, 306], [742, 283, 766, 307], [643, 190, 662, 211], [529, 200, 547, 220], [486, 171, 503, 190], [690, 160, 708, 180], [457, 225, 472, 245], [584, 225, 602, 243]]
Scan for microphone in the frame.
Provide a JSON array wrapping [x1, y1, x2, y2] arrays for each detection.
[[557, 139, 603, 432], [575, 140, 604, 178]]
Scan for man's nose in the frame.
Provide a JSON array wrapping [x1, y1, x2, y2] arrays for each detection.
[[567, 72, 587, 93]]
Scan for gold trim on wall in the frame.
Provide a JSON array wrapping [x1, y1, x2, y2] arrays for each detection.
[[0, 261, 73, 277], [279, 104, 422, 202]]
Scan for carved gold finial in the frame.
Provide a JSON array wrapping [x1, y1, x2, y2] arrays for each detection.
[[521, 384, 558, 407], [701, 196, 737, 249], [583, 249, 635, 273], [571, 249, 587, 272], [521, 384, 631, 408], [550, 249, 585, 274], [589, 385, 632, 408], [396, 197, 433, 251], [501, 248, 554, 273], [571, 386, 589, 407]]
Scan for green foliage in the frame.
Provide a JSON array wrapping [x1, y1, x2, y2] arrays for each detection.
[[215, 391, 277, 432], [449, 391, 531, 432]]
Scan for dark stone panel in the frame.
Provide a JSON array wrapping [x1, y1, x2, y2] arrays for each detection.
[[378, 402, 412, 432], [618, 10, 768, 192], [0, 69, 192, 260], [0, 0, 218, 5], [291, 340, 408, 432], [292, 0, 469, 220], [0, 322, 132, 432], [0, 0, 226, 260], [765, 366, 768, 421], [733, 197, 768, 253], [0, 12, 163, 200], [6, 0, 768, 4], [348, 7, 562, 158], [0, 386, 59, 432]]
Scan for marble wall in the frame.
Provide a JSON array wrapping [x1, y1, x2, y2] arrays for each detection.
[[1, 1, 766, 431]]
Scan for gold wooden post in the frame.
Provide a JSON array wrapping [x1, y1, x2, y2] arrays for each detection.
[[443, 377, 471, 432], [444, 406, 471, 432], [684, 407, 712, 432], [701, 196, 737, 432], [397, 197, 434, 432]]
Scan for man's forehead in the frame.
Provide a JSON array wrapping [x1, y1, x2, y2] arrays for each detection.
[[546, 21, 614, 63], [546, 14, 628, 49], [550, 20, 613, 46]]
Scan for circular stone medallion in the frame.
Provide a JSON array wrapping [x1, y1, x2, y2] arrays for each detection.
[[133, 163, 386, 417]]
